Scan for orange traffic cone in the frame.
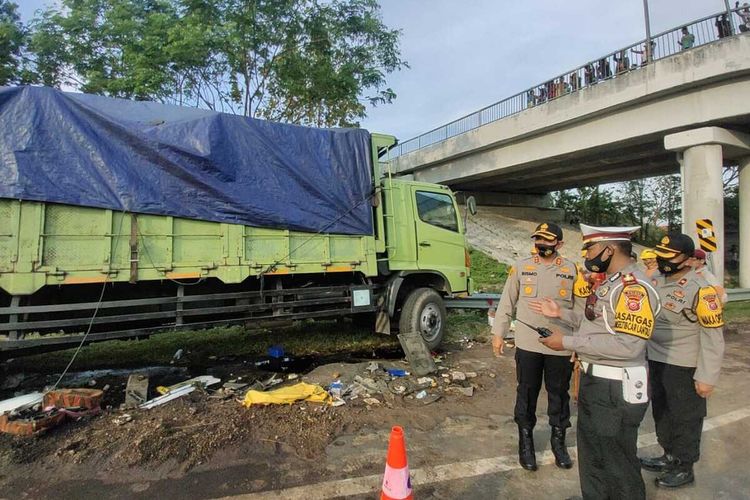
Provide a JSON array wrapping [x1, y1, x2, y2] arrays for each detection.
[[381, 426, 413, 500]]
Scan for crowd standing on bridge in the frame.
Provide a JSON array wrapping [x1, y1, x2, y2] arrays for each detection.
[[492, 221, 726, 499]]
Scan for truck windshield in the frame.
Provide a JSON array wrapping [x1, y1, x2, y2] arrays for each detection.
[[416, 191, 458, 232]]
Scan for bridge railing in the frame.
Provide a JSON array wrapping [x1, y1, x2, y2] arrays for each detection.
[[389, 8, 748, 160]]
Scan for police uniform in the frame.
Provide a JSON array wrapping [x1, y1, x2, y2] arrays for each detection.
[[560, 225, 661, 500], [492, 222, 589, 470], [640, 234, 725, 488]]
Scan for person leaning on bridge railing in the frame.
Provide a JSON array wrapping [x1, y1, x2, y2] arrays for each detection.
[[716, 13, 732, 38], [736, 2, 750, 32], [679, 27, 696, 50]]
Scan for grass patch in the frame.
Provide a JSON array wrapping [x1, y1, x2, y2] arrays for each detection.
[[445, 310, 491, 343], [9, 320, 400, 373], [470, 247, 508, 292], [725, 300, 750, 322], [9, 310, 492, 373]]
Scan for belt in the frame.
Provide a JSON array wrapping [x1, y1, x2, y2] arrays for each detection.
[[580, 361, 624, 381]]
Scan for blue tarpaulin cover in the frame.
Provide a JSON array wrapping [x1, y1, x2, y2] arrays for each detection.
[[0, 86, 373, 235]]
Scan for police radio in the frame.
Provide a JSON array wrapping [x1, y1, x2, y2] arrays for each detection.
[[506, 314, 553, 338]]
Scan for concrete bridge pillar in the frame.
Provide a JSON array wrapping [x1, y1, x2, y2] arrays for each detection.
[[665, 127, 750, 286], [740, 157, 750, 288]]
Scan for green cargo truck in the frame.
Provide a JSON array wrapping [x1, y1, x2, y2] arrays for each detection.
[[0, 133, 473, 352]]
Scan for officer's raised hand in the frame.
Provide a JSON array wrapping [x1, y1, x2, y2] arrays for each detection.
[[492, 335, 504, 356], [539, 328, 565, 351], [529, 297, 561, 318], [695, 381, 714, 398]]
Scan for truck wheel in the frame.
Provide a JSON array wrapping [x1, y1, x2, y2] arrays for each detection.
[[399, 288, 446, 350]]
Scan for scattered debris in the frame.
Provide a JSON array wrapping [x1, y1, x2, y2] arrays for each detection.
[[0, 392, 44, 414], [451, 371, 466, 381], [44, 388, 103, 411], [415, 390, 427, 400], [140, 385, 196, 410], [172, 349, 184, 362], [124, 374, 149, 409], [113, 413, 133, 426], [87, 379, 97, 387], [363, 397, 381, 406], [0, 408, 65, 436], [156, 375, 220, 395], [329, 380, 344, 398], [386, 369, 409, 377], [398, 332, 437, 376], [242, 382, 331, 407], [458, 387, 474, 397], [366, 361, 380, 373], [465, 372, 478, 379]]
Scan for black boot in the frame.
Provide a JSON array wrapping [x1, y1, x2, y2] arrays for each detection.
[[640, 453, 676, 472], [551, 426, 573, 469], [656, 464, 695, 488], [518, 427, 537, 471]]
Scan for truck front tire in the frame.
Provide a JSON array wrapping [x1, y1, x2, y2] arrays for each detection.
[[398, 287, 446, 350]]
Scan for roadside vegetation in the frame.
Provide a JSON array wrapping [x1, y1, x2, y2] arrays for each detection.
[[469, 247, 508, 292]]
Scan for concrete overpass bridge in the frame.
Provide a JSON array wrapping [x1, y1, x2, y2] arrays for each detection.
[[389, 10, 750, 286]]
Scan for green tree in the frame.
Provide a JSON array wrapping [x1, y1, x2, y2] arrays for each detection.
[[619, 179, 653, 241], [0, 0, 25, 85], [25, 0, 406, 126]]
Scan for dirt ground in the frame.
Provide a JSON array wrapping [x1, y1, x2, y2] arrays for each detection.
[[0, 332, 512, 498], [0, 318, 748, 499]]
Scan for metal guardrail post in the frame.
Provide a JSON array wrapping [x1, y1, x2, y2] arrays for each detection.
[[446, 289, 750, 309]]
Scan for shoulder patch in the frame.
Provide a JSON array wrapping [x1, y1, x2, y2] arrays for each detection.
[[573, 268, 592, 298], [613, 282, 655, 339], [695, 286, 724, 328]]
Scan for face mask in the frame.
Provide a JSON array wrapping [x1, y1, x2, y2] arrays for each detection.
[[584, 247, 612, 273], [535, 244, 556, 257], [657, 256, 687, 276]]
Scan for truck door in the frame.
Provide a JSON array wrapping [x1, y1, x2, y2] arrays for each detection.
[[412, 188, 467, 291]]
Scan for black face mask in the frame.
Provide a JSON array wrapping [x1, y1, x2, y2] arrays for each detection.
[[535, 244, 556, 258], [584, 247, 612, 273], [657, 256, 687, 276]]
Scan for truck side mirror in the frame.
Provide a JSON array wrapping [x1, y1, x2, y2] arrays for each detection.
[[466, 196, 477, 216]]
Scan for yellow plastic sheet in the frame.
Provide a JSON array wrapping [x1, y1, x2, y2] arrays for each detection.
[[242, 382, 331, 407]]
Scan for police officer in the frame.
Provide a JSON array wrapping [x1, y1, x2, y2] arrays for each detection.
[[491, 222, 589, 471], [532, 224, 661, 500], [639, 234, 725, 488]]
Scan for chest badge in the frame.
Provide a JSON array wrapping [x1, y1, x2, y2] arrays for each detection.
[[559, 289, 568, 297], [673, 290, 685, 299], [596, 285, 610, 297]]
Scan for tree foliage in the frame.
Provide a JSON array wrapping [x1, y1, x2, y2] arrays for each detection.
[[15, 0, 406, 127], [551, 170, 742, 246], [0, 0, 25, 85]]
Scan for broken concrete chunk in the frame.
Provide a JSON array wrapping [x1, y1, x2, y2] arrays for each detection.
[[451, 371, 466, 381], [123, 374, 149, 409], [458, 387, 474, 397]]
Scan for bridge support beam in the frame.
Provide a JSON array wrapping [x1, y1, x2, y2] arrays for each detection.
[[740, 157, 750, 288], [665, 127, 750, 286]]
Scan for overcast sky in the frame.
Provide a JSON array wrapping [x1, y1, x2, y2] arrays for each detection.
[[18, 0, 726, 142]]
